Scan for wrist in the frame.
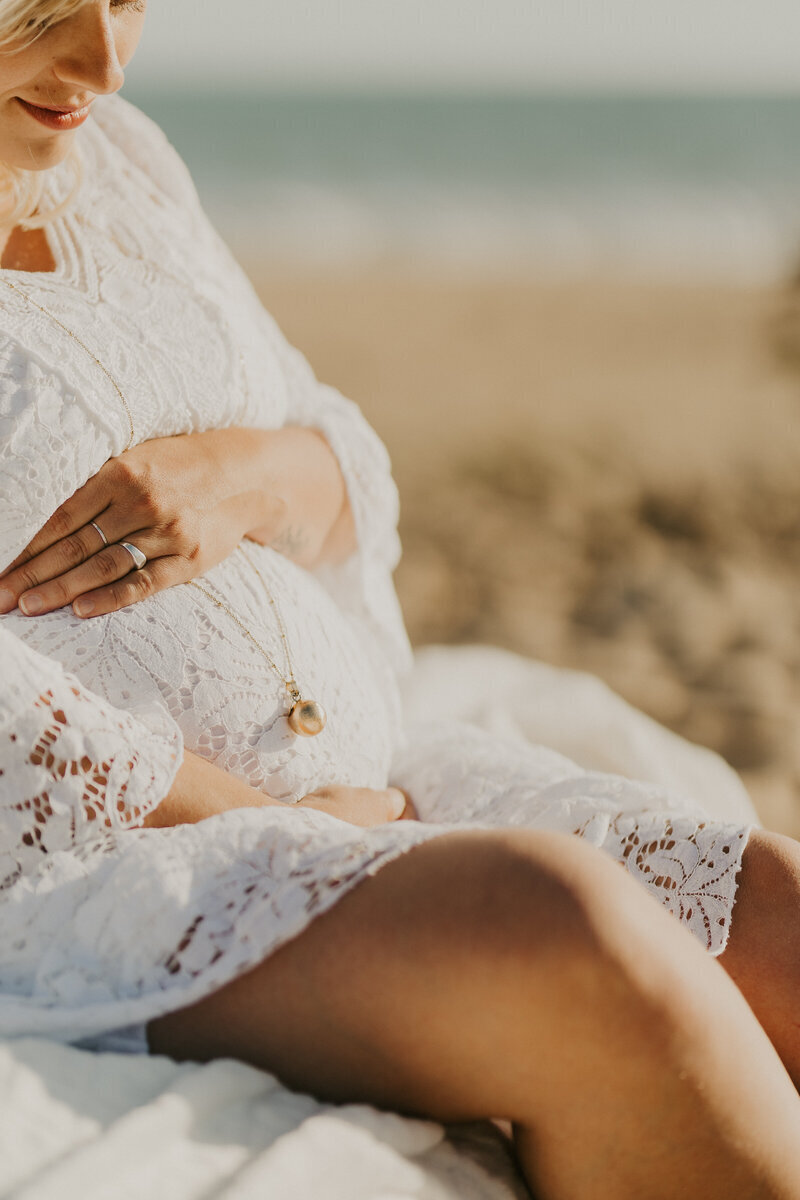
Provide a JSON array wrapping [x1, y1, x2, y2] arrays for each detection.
[[245, 427, 352, 567], [192, 429, 287, 551]]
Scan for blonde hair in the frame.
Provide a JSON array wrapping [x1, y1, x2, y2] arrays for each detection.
[[0, 0, 89, 230]]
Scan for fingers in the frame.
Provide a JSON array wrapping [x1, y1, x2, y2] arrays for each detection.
[[3, 534, 167, 618], [70, 555, 182, 618], [0, 494, 164, 611], [0, 517, 111, 612], [296, 786, 409, 828]]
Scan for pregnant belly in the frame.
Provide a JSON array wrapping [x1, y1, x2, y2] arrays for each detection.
[[2, 544, 400, 801]]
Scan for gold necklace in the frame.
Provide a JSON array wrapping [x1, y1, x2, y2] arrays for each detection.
[[187, 542, 327, 739], [0, 275, 325, 738], [0, 275, 135, 451]]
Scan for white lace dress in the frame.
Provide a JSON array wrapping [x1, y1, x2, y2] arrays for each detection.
[[0, 93, 755, 1053]]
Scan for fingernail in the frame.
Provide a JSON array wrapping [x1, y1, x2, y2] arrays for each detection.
[[0, 586, 14, 611], [388, 789, 406, 819], [19, 594, 42, 615], [73, 597, 94, 617]]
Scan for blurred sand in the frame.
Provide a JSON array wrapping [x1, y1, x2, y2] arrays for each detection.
[[248, 261, 800, 837]]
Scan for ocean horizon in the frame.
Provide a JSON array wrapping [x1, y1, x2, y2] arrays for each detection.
[[122, 86, 800, 281]]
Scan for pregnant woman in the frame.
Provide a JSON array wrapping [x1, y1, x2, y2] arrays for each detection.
[[1, 4, 800, 1197]]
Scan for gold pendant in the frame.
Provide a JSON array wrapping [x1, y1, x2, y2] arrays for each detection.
[[287, 698, 327, 737]]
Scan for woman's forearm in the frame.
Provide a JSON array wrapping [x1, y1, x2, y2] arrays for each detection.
[[141, 749, 288, 828]]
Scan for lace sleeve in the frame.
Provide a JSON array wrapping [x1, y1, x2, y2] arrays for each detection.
[[0, 628, 183, 889], [269, 328, 413, 675]]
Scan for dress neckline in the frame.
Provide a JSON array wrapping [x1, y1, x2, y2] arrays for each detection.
[[0, 142, 84, 289]]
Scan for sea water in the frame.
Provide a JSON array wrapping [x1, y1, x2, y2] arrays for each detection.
[[122, 86, 800, 280]]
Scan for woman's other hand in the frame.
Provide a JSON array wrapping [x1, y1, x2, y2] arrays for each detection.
[[143, 752, 418, 830], [0, 427, 356, 619]]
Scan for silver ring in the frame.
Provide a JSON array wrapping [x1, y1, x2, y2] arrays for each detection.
[[89, 520, 108, 547], [119, 541, 147, 571]]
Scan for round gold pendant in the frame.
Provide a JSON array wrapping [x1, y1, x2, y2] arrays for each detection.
[[287, 698, 327, 737]]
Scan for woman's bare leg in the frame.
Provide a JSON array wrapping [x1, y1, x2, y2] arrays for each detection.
[[148, 830, 800, 1200], [718, 829, 800, 1087]]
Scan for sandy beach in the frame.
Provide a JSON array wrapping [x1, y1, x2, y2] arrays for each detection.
[[248, 260, 800, 837]]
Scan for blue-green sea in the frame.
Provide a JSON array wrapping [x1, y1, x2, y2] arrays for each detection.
[[121, 87, 800, 278]]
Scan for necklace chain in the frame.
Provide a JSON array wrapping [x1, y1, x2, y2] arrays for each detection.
[[187, 542, 301, 704]]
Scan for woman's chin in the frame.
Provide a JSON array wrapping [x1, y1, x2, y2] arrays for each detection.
[[3, 126, 77, 171]]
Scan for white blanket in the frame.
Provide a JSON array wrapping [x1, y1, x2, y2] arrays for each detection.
[[400, 645, 757, 826], [0, 646, 756, 1199], [0, 1041, 532, 1200], [0, 1040, 527, 1199]]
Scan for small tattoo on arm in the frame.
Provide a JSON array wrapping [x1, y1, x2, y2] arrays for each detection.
[[270, 525, 309, 557]]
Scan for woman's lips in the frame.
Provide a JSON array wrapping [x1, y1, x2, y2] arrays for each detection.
[[16, 97, 92, 130]]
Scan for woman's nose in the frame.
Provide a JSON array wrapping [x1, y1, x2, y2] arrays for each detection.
[[52, 5, 125, 97]]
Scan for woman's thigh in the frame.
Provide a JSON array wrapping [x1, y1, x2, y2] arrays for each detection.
[[149, 828, 611, 1120], [147, 826, 794, 1126]]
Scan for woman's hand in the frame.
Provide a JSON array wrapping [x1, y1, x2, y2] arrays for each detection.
[[143, 751, 418, 830], [0, 427, 356, 620]]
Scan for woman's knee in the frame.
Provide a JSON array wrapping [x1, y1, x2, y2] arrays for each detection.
[[363, 827, 655, 977], [348, 827, 711, 1013], [418, 829, 739, 1109], [421, 828, 705, 1035], [471, 828, 669, 959]]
